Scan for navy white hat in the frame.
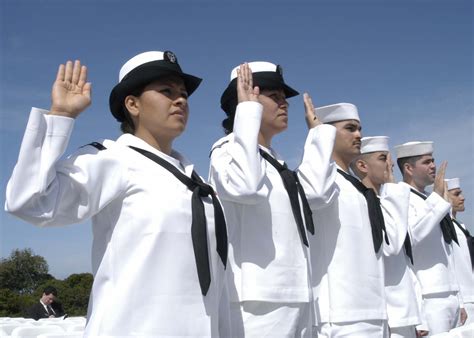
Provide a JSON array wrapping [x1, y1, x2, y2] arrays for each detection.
[[394, 141, 434, 159], [220, 61, 299, 115], [445, 178, 460, 191], [361, 136, 389, 154], [109, 51, 202, 122], [315, 103, 360, 123]]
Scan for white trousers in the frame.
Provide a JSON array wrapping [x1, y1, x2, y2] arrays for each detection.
[[423, 292, 460, 335], [317, 320, 389, 338], [390, 325, 417, 338], [230, 301, 311, 338]]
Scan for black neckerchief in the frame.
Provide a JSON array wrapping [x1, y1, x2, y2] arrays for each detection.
[[337, 169, 389, 253], [259, 149, 314, 247], [129, 146, 228, 296], [409, 189, 458, 245], [452, 218, 474, 270]]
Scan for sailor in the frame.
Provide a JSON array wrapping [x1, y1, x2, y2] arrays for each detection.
[[5, 51, 230, 336], [351, 136, 420, 337], [446, 177, 472, 325], [310, 105, 405, 337], [208, 62, 337, 336], [394, 141, 466, 335]]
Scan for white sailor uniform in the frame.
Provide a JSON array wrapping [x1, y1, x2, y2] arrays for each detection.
[[5, 108, 230, 337], [383, 182, 424, 337], [311, 169, 410, 338], [451, 218, 474, 325], [208, 101, 337, 337], [404, 184, 462, 335]]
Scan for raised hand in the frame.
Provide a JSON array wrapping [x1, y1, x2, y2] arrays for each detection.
[[50, 60, 91, 118], [304, 92, 321, 129], [433, 161, 448, 198], [237, 63, 259, 104], [384, 152, 395, 183]]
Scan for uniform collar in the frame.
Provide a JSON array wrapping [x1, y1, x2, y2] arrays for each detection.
[[117, 134, 194, 176]]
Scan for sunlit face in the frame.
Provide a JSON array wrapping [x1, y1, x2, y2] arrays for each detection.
[[410, 154, 436, 187], [129, 75, 189, 142], [448, 188, 465, 212], [258, 88, 289, 138], [364, 151, 390, 186], [332, 119, 362, 162], [41, 293, 55, 305]]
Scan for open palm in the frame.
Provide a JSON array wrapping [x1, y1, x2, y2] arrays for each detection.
[[50, 60, 91, 118]]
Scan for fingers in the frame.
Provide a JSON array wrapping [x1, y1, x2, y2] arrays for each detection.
[[58, 60, 84, 85], [387, 153, 394, 171], [303, 93, 315, 117], [304, 92, 320, 129], [437, 161, 448, 180], [78, 65, 88, 88], [245, 63, 253, 89], [56, 64, 65, 82], [71, 60, 81, 84], [83, 82, 92, 100], [64, 60, 74, 83], [238, 63, 251, 88]]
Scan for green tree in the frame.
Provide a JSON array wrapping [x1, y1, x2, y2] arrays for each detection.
[[0, 248, 52, 294], [0, 288, 35, 317]]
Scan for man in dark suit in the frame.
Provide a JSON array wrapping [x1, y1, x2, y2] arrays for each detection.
[[26, 286, 65, 320]]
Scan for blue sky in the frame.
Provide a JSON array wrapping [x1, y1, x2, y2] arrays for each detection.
[[1, 0, 472, 279]]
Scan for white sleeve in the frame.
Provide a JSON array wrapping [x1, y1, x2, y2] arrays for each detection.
[[296, 124, 339, 210], [408, 192, 451, 247], [380, 182, 410, 256], [5, 107, 127, 226], [209, 101, 269, 205]]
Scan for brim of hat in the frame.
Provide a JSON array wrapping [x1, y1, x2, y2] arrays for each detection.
[[220, 75, 299, 111], [109, 66, 202, 122]]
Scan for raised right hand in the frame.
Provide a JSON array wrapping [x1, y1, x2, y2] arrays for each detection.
[[304, 93, 321, 129], [383, 152, 395, 184], [50, 60, 91, 118], [237, 63, 259, 104], [433, 161, 448, 198]]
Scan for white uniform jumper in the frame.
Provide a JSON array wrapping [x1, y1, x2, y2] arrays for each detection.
[[5, 108, 229, 337], [383, 183, 426, 335], [451, 218, 474, 325], [311, 169, 410, 336], [403, 183, 461, 335], [208, 101, 337, 336]]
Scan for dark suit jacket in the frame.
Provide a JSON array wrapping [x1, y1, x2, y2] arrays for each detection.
[[26, 301, 65, 320]]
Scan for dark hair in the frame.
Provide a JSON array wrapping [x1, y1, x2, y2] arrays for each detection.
[[396, 155, 422, 175], [43, 286, 58, 296], [119, 85, 147, 134], [221, 97, 238, 135]]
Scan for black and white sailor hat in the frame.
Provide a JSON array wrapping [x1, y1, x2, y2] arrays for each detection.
[[220, 61, 299, 115], [109, 50, 202, 122]]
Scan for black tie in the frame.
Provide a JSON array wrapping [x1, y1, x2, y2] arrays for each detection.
[[337, 169, 389, 253], [452, 218, 474, 270], [46, 305, 54, 316], [259, 149, 314, 247], [129, 146, 228, 296], [410, 189, 458, 245]]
